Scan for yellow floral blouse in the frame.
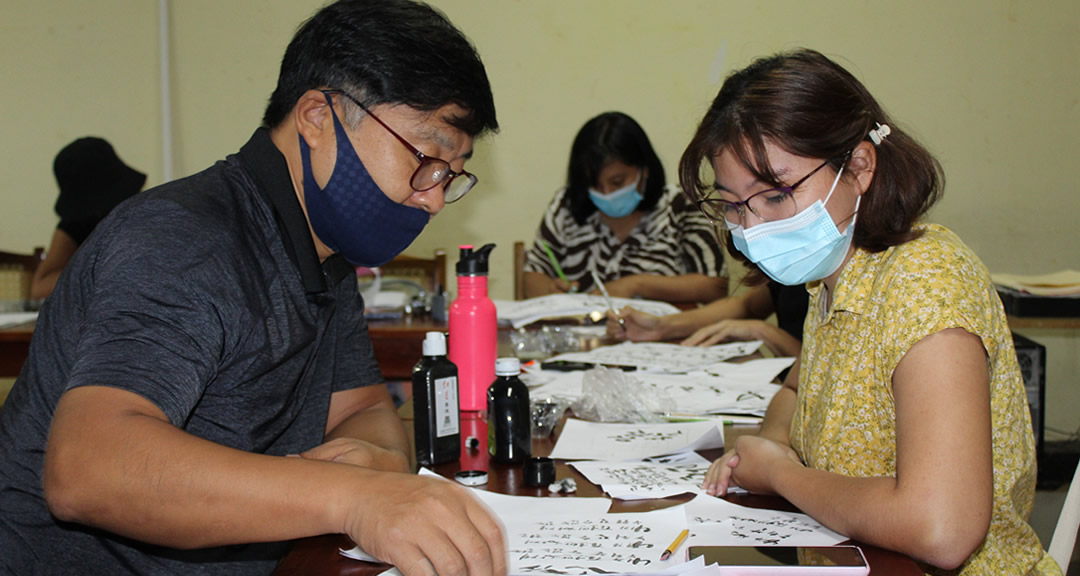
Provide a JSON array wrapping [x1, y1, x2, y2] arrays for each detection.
[[791, 224, 1060, 575]]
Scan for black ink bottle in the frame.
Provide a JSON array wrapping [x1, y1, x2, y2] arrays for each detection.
[[413, 331, 461, 467], [487, 357, 531, 464]]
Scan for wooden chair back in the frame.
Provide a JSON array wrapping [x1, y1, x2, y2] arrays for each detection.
[[0, 247, 45, 310], [513, 241, 527, 300], [378, 250, 448, 295]]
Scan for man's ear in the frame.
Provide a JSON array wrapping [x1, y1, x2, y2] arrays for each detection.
[[848, 140, 877, 195], [294, 90, 335, 151]]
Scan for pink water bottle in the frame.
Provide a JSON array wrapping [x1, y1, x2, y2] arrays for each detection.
[[449, 244, 497, 412]]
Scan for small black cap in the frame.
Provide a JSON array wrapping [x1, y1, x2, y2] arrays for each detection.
[[456, 243, 496, 275]]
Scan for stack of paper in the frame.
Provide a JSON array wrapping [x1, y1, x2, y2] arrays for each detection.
[[0, 311, 37, 329], [993, 270, 1080, 297], [494, 294, 680, 329], [341, 474, 848, 575]]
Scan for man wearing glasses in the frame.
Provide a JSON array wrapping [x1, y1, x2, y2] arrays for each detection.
[[0, 2, 502, 575]]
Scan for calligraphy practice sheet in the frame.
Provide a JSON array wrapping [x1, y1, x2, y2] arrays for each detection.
[[524, 359, 790, 417], [684, 494, 847, 547], [549, 419, 724, 461], [571, 455, 711, 500], [494, 294, 680, 329], [549, 341, 763, 373], [501, 504, 688, 575]]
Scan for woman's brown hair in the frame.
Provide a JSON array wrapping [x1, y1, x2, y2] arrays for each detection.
[[679, 49, 944, 275]]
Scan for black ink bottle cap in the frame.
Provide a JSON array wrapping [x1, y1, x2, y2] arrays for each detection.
[[523, 457, 555, 487], [454, 470, 488, 486]]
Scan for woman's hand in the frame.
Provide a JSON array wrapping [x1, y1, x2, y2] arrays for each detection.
[[702, 450, 741, 496], [681, 319, 762, 347], [726, 436, 803, 496], [607, 307, 664, 341], [552, 277, 580, 294]]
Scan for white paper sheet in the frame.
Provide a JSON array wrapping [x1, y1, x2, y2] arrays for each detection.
[[549, 419, 724, 461], [494, 294, 681, 329], [549, 341, 763, 373], [684, 493, 847, 547], [571, 457, 711, 500], [503, 505, 688, 574], [525, 362, 788, 418], [0, 311, 37, 329]]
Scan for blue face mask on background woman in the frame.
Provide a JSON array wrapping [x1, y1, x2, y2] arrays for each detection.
[[299, 95, 429, 267], [588, 176, 643, 218], [731, 164, 859, 286]]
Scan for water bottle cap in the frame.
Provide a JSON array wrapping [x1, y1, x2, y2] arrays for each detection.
[[422, 331, 447, 356], [494, 357, 521, 376], [456, 243, 496, 276]]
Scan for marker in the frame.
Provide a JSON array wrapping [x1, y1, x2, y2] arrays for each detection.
[[659, 529, 689, 561], [541, 240, 576, 293], [590, 269, 627, 333]]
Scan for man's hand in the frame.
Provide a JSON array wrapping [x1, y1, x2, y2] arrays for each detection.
[[298, 437, 409, 473], [345, 474, 507, 576]]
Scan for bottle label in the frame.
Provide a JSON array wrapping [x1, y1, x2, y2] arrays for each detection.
[[434, 376, 459, 437]]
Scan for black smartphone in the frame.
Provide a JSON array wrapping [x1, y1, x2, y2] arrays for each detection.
[[686, 545, 869, 574], [540, 360, 636, 372]]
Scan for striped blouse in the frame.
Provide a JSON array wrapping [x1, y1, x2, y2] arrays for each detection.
[[524, 185, 725, 292]]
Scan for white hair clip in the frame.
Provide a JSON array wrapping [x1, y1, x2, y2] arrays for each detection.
[[868, 123, 892, 146]]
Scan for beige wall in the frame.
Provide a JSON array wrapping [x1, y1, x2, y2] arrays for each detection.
[[2, 1, 1077, 433]]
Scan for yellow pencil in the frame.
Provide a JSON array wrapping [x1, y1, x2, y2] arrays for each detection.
[[659, 528, 689, 561]]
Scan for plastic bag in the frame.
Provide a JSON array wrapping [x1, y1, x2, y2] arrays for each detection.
[[570, 366, 675, 423]]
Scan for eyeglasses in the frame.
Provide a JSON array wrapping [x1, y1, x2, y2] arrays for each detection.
[[696, 153, 849, 230], [324, 89, 477, 204]]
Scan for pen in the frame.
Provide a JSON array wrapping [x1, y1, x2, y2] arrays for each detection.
[[590, 269, 627, 333], [541, 240, 576, 293], [659, 529, 689, 561]]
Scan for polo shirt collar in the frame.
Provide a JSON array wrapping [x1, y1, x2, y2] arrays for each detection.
[[237, 128, 327, 294]]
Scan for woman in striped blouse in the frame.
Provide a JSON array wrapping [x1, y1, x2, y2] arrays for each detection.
[[523, 111, 727, 304]]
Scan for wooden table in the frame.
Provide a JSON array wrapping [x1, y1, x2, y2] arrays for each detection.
[[367, 315, 447, 380], [273, 413, 924, 575]]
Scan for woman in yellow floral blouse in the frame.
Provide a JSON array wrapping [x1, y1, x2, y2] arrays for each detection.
[[690, 49, 1059, 575]]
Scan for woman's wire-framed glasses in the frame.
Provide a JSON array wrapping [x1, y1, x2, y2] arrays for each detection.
[[696, 152, 850, 229]]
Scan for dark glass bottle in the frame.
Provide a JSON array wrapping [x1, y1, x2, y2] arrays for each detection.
[[487, 357, 531, 464], [412, 331, 461, 467]]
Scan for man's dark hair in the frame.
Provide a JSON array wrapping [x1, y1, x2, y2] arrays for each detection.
[[565, 111, 666, 225], [262, 0, 497, 137]]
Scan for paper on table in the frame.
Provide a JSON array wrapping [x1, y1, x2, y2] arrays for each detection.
[[502, 504, 688, 574], [571, 456, 711, 500], [494, 294, 680, 329], [526, 363, 785, 418], [341, 470, 613, 563], [0, 311, 37, 329], [684, 493, 847, 547], [549, 341, 763, 373], [550, 418, 724, 461], [993, 269, 1080, 297]]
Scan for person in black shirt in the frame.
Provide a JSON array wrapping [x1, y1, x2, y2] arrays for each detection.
[[0, 1, 501, 575], [30, 136, 146, 300]]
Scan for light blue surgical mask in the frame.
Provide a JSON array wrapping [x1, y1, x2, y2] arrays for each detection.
[[730, 165, 859, 286], [299, 94, 429, 267], [588, 176, 643, 218]]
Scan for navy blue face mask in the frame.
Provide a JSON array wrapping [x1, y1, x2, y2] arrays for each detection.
[[299, 96, 429, 267]]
